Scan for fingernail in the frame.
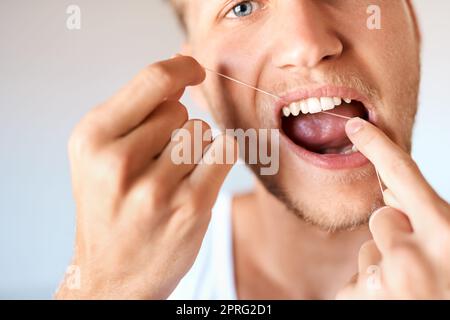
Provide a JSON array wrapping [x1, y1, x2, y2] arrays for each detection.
[[171, 53, 183, 59], [346, 117, 365, 135]]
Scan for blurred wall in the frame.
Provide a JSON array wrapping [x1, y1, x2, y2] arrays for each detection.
[[0, 0, 448, 298]]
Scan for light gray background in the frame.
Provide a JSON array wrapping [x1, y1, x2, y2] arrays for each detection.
[[0, 1, 448, 299]]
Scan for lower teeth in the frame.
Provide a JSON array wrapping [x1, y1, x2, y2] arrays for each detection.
[[321, 145, 358, 155], [341, 145, 358, 155]]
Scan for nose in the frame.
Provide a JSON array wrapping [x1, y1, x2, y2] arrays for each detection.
[[271, 0, 344, 71]]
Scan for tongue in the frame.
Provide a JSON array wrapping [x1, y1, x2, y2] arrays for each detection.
[[282, 102, 366, 153]]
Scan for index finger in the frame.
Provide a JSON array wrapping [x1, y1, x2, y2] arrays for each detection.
[[92, 55, 205, 139], [345, 117, 442, 229]]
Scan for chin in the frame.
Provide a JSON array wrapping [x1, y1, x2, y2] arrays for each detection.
[[257, 158, 384, 232], [288, 186, 384, 233]]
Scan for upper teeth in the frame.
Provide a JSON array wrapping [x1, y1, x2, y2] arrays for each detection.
[[282, 97, 352, 117]]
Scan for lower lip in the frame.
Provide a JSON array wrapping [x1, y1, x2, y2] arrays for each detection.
[[281, 134, 370, 170]]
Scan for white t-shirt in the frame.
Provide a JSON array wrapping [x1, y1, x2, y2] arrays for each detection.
[[169, 193, 237, 300]]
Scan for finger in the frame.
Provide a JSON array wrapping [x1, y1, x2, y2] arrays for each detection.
[[358, 240, 381, 275], [345, 118, 442, 228], [113, 100, 189, 176], [382, 241, 442, 299], [186, 134, 238, 211], [369, 206, 413, 254], [92, 55, 205, 139], [153, 119, 213, 188]]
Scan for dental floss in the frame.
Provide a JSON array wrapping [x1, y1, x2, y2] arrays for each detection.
[[321, 111, 352, 120], [203, 67, 385, 196], [375, 169, 384, 194], [203, 67, 281, 100]]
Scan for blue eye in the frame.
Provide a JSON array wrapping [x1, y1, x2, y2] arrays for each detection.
[[226, 1, 260, 19]]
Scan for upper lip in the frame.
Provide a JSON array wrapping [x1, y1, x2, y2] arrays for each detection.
[[274, 85, 377, 124]]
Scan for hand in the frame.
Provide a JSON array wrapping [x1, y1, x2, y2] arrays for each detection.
[[336, 117, 450, 300], [55, 56, 237, 299]]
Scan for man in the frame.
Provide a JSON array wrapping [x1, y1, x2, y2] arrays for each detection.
[[56, 0, 450, 299]]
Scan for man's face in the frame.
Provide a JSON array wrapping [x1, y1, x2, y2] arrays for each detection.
[[183, 0, 420, 230]]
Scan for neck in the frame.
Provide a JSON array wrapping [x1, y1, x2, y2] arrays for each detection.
[[232, 180, 372, 300]]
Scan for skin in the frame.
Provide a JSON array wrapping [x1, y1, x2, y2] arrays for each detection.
[[185, 0, 419, 229], [337, 119, 450, 299], [56, 57, 237, 299], [56, 0, 450, 299]]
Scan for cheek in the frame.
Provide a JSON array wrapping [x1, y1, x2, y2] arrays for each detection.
[[192, 32, 269, 129], [345, 2, 419, 143], [340, 1, 418, 85], [197, 33, 264, 82]]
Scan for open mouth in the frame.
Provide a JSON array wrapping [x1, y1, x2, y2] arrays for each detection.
[[278, 89, 373, 169]]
